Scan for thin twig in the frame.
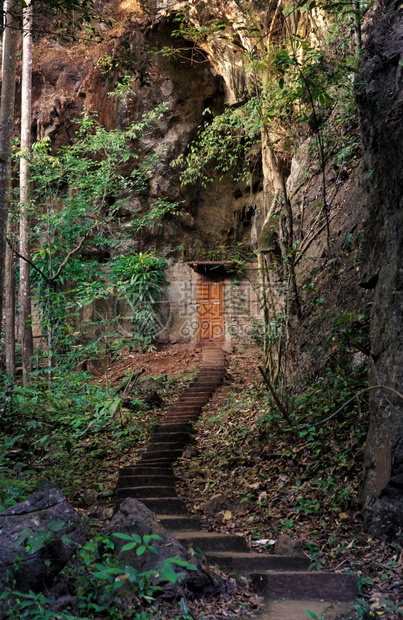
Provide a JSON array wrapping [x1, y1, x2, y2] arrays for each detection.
[[7, 237, 48, 281], [259, 365, 293, 425], [48, 233, 88, 283], [7, 233, 88, 284]]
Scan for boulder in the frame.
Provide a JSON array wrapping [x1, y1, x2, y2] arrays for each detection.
[[0, 488, 84, 591], [106, 498, 220, 596], [201, 494, 228, 515], [201, 494, 249, 516], [275, 534, 305, 557]]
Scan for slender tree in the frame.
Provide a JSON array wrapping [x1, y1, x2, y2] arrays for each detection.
[[4, 224, 15, 374], [19, 0, 34, 383], [0, 0, 19, 331]]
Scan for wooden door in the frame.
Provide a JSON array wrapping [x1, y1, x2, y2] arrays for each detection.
[[197, 280, 224, 342]]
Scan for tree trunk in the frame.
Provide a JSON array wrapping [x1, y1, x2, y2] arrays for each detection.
[[5, 231, 15, 375], [19, 0, 33, 384], [0, 0, 19, 331]]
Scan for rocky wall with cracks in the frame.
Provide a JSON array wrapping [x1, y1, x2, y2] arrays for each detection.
[[21, 1, 263, 259], [357, 0, 403, 539]]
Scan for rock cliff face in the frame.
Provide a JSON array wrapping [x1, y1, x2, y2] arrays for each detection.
[[357, 1, 403, 538], [26, 0, 262, 258]]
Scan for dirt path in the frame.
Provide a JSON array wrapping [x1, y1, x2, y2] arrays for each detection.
[[92, 343, 203, 386]]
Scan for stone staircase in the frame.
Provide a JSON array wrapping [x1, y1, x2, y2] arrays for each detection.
[[115, 343, 357, 605]]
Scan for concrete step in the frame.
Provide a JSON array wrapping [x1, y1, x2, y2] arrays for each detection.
[[177, 394, 209, 400], [117, 475, 176, 487], [116, 486, 177, 499], [136, 460, 180, 469], [251, 571, 357, 602], [134, 497, 189, 515], [177, 531, 249, 552], [135, 462, 178, 469], [157, 515, 202, 531], [164, 412, 200, 418], [169, 401, 204, 407], [250, 599, 354, 619], [178, 393, 209, 400], [192, 377, 223, 383], [119, 465, 173, 476], [156, 423, 193, 433], [171, 402, 202, 407], [150, 432, 192, 443], [163, 416, 200, 422], [162, 422, 198, 427], [166, 407, 201, 412], [193, 371, 224, 377], [191, 376, 217, 380], [183, 387, 213, 393], [205, 552, 310, 572], [168, 406, 202, 413], [174, 399, 208, 406], [178, 398, 209, 404], [140, 450, 184, 461], [193, 380, 223, 387], [164, 412, 201, 417], [174, 400, 208, 406], [146, 442, 188, 452], [136, 456, 181, 465], [164, 412, 200, 417], [171, 404, 204, 411], [162, 420, 199, 425], [192, 384, 222, 390]]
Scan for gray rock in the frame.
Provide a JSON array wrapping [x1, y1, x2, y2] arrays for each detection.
[[275, 534, 305, 557], [106, 498, 219, 596], [357, 2, 403, 539], [82, 488, 99, 507], [201, 494, 249, 516], [0, 488, 84, 591], [201, 494, 228, 515]]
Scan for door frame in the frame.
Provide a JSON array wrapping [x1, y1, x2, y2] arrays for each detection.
[[197, 276, 225, 343]]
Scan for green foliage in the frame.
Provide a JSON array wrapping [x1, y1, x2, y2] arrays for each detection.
[[258, 357, 368, 518], [73, 251, 169, 352], [172, 0, 361, 188], [264, 32, 357, 124], [0, 366, 155, 508], [305, 611, 325, 620], [353, 597, 403, 619], [171, 10, 228, 43], [0, 364, 196, 510], [112, 532, 162, 555], [0, 530, 198, 619], [33, 0, 109, 43], [173, 101, 262, 186], [28, 105, 169, 265], [20, 106, 177, 357]]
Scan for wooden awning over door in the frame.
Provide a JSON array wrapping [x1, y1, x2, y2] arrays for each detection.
[[188, 261, 234, 277]]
